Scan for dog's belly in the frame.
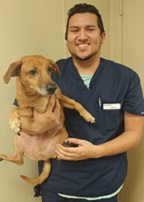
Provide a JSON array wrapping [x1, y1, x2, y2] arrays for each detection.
[[15, 128, 67, 161]]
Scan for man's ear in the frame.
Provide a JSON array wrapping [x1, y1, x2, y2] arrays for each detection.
[[3, 61, 22, 83], [101, 32, 106, 44]]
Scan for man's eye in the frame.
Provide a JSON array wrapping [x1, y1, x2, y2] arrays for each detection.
[[28, 69, 37, 75], [70, 29, 78, 32], [69, 28, 79, 33], [87, 26, 97, 32], [86, 27, 96, 32], [88, 28, 94, 31]]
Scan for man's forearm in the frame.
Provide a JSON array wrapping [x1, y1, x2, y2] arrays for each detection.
[[93, 114, 143, 158], [94, 130, 142, 158]]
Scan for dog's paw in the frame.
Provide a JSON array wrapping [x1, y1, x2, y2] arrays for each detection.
[[9, 117, 22, 134], [63, 140, 78, 147], [80, 111, 96, 123], [34, 184, 42, 197]]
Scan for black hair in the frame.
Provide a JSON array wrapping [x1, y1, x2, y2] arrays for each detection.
[[65, 3, 105, 40]]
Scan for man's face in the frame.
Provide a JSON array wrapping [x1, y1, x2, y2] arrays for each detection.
[[67, 13, 105, 61]]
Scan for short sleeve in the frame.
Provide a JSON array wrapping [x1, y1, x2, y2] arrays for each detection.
[[123, 72, 144, 116]]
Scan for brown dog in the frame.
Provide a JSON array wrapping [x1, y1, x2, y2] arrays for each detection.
[[0, 55, 95, 185]]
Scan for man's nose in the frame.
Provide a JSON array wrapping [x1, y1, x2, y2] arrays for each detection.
[[78, 29, 88, 40]]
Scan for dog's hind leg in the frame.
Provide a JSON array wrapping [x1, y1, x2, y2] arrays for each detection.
[[0, 150, 24, 165], [20, 160, 51, 185]]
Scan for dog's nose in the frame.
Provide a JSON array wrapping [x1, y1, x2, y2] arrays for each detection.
[[46, 83, 57, 94]]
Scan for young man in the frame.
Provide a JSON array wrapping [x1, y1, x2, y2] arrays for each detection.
[[21, 3, 144, 202]]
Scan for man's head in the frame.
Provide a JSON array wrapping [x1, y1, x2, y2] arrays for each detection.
[[65, 3, 105, 62], [65, 3, 105, 40]]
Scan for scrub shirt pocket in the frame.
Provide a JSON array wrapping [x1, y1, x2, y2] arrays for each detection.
[[98, 100, 123, 132]]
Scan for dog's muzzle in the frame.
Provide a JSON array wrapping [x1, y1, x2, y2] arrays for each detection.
[[46, 83, 57, 94]]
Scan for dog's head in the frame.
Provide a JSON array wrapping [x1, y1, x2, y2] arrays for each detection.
[[4, 55, 60, 96]]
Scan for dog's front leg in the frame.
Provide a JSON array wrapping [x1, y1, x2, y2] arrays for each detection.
[[57, 94, 95, 123]]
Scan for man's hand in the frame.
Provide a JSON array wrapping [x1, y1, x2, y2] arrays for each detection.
[[55, 113, 143, 161], [20, 95, 63, 135], [56, 138, 98, 161]]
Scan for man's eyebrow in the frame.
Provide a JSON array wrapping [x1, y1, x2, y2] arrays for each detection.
[[68, 26, 79, 29], [86, 25, 97, 28]]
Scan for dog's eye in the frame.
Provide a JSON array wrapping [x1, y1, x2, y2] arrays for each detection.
[[47, 66, 53, 73], [28, 69, 37, 75]]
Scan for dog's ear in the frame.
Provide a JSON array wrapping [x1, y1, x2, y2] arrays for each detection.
[[49, 60, 60, 75], [3, 61, 22, 83]]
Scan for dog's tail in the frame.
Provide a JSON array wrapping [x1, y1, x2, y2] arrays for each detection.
[[20, 160, 51, 185]]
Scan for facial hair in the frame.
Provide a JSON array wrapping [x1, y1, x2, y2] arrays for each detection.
[[70, 47, 100, 62]]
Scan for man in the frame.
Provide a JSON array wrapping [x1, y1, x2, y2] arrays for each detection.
[[21, 3, 144, 202]]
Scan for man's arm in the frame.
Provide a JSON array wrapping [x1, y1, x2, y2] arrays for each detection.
[[94, 112, 143, 157], [55, 112, 143, 160]]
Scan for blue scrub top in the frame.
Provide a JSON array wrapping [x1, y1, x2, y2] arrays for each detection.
[[39, 57, 144, 197]]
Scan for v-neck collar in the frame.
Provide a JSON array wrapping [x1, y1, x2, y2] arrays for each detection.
[[70, 57, 105, 90]]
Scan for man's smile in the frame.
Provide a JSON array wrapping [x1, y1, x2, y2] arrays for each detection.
[[76, 43, 90, 51]]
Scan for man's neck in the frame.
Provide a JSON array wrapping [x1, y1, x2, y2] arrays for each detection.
[[73, 55, 100, 75]]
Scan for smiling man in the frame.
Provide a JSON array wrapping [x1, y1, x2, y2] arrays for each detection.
[[21, 3, 144, 202]]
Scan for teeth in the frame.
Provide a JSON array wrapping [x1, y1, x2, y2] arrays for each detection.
[[77, 44, 88, 50], [78, 44, 88, 47]]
